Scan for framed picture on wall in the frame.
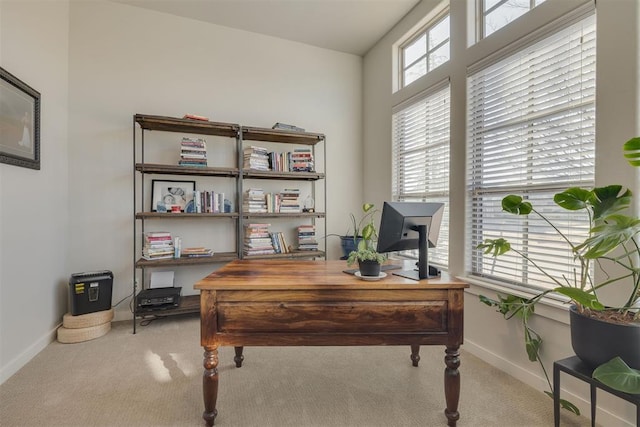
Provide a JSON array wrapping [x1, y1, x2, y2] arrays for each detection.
[[151, 179, 196, 212], [0, 67, 41, 170]]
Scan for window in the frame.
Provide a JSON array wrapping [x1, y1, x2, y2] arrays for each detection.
[[401, 11, 450, 87], [480, 0, 547, 39], [392, 83, 450, 266], [467, 14, 596, 290]]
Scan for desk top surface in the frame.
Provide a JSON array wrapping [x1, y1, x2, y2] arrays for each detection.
[[195, 259, 469, 291]]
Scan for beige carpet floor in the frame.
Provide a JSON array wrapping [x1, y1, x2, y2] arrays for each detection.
[[0, 315, 592, 427]]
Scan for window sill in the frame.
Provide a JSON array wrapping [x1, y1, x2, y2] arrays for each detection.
[[459, 275, 572, 326]]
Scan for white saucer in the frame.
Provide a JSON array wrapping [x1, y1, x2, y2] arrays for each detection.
[[354, 271, 387, 281]]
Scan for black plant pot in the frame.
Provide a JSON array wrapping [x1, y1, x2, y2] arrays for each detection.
[[569, 305, 640, 370], [358, 260, 381, 277]]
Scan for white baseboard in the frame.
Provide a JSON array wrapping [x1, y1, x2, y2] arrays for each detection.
[[464, 339, 636, 427], [0, 324, 59, 385]]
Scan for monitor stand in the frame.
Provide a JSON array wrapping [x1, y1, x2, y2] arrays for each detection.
[[392, 224, 436, 280]]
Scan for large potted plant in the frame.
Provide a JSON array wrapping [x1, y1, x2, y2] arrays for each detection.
[[346, 203, 386, 276], [478, 137, 640, 413]]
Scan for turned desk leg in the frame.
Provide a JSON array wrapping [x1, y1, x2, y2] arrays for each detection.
[[203, 346, 219, 426], [410, 344, 421, 367], [234, 346, 244, 368], [444, 346, 461, 427]]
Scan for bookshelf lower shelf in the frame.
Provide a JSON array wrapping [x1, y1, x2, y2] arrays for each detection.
[[136, 294, 200, 317]]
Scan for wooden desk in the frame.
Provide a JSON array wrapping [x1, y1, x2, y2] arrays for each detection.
[[195, 259, 469, 426]]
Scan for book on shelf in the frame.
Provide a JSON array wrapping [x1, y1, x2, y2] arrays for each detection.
[[183, 114, 209, 121], [181, 247, 214, 257], [242, 188, 267, 213], [179, 137, 207, 167], [192, 190, 228, 213], [243, 223, 276, 256], [243, 146, 270, 171], [142, 231, 175, 260], [297, 225, 318, 251], [272, 122, 305, 132]]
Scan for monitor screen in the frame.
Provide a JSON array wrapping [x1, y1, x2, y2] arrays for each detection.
[[376, 201, 444, 280]]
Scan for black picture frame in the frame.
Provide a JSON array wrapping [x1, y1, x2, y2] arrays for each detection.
[[151, 179, 196, 212], [0, 67, 41, 170]]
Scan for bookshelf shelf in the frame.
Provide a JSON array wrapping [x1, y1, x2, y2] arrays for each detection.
[[135, 163, 239, 177], [135, 252, 239, 268], [136, 212, 239, 220]]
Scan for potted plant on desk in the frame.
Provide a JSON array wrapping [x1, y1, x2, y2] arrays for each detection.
[[346, 203, 386, 276], [477, 137, 640, 414]]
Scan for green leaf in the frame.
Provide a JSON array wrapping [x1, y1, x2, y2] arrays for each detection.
[[592, 357, 640, 394], [590, 185, 632, 220], [577, 214, 640, 258], [524, 328, 541, 362], [553, 287, 604, 310], [623, 136, 640, 167], [502, 195, 532, 215], [554, 188, 593, 211], [361, 223, 375, 241], [477, 238, 511, 257], [543, 392, 581, 416], [362, 203, 374, 213]]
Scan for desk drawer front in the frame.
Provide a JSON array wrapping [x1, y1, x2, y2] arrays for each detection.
[[217, 301, 447, 333]]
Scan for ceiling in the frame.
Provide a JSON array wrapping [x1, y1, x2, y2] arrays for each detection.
[[113, 0, 421, 56]]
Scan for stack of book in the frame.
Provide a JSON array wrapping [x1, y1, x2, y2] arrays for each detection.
[[243, 223, 275, 256], [243, 188, 267, 213], [142, 231, 174, 260], [243, 146, 270, 171], [179, 137, 207, 167], [272, 122, 305, 132], [278, 188, 301, 213], [181, 247, 213, 258], [289, 148, 314, 172], [297, 225, 318, 251], [270, 231, 290, 254]]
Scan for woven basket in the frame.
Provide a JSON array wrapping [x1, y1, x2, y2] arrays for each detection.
[[57, 322, 111, 344], [62, 308, 114, 329]]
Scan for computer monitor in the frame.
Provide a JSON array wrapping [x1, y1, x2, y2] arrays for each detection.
[[376, 201, 444, 280]]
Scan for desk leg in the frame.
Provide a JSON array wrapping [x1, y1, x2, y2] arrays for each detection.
[[410, 344, 420, 367], [234, 346, 244, 368], [203, 346, 219, 426], [444, 346, 461, 427]]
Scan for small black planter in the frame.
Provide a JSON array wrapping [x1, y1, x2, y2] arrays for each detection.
[[569, 306, 640, 370], [358, 260, 381, 277]]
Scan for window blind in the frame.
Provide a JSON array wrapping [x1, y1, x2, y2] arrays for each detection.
[[467, 13, 596, 290], [392, 83, 450, 266]]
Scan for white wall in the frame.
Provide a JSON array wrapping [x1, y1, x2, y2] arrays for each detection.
[[0, 0, 362, 382], [363, 0, 640, 426], [0, 0, 70, 383], [66, 0, 362, 322]]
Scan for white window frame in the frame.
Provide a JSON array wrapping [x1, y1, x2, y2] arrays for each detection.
[[399, 8, 450, 89], [477, 0, 547, 41]]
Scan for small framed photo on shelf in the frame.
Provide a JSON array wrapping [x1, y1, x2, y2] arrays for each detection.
[[151, 179, 195, 212], [0, 67, 41, 170]]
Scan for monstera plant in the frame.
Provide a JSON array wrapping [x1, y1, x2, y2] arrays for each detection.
[[478, 137, 640, 414]]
